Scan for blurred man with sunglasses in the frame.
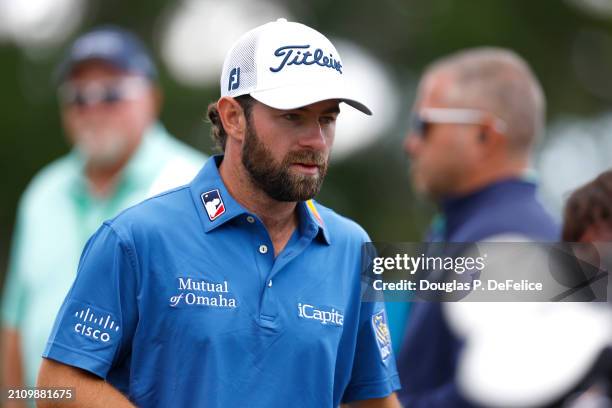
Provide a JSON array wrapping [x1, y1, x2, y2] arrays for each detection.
[[395, 48, 558, 407], [0, 26, 206, 401]]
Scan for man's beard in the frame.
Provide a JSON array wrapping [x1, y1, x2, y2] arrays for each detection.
[[241, 123, 329, 202], [74, 127, 130, 169]]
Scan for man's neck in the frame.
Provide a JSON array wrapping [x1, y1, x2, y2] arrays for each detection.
[[219, 155, 298, 256], [447, 160, 528, 199], [86, 160, 126, 198]]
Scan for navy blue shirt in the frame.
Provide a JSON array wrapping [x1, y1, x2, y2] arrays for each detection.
[[396, 178, 559, 407], [43, 156, 400, 407]]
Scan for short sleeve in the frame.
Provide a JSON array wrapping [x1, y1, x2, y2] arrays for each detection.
[[342, 301, 401, 403], [2, 203, 28, 329], [42, 223, 139, 379]]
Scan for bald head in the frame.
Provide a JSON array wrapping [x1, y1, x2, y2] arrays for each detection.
[[405, 48, 546, 199], [423, 47, 545, 155]]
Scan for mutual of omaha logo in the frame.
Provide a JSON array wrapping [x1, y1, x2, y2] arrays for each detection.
[[371, 310, 392, 363], [169, 277, 237, 308], [201, 189, 225, 221], [73, 307, 119, 343]]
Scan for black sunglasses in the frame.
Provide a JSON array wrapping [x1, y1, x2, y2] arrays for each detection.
[[58, 78, 149, 107], [410, 114, 431, 139]]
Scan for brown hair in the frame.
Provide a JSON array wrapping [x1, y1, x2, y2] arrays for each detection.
[[206, 95, 256, 152], [562, 169, 612, 241]]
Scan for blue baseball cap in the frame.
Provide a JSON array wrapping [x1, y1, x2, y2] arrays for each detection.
[[56, 25, 157, 83]]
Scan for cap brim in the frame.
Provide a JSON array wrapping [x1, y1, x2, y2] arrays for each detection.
[[54, 54, 130, 85], [250, 83, 372, 115]]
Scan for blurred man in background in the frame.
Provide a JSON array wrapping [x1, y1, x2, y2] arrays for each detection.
[[397, 47, 559, 406], [0, 25, 206, 402]]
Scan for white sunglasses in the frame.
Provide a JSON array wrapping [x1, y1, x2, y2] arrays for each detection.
[[411, 108, 508, 139]]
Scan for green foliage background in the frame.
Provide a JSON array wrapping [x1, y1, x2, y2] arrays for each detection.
[[2, 0, 612, 288]]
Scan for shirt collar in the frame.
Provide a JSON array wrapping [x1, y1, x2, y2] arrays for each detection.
[[189, 155, 330, 245], [190, 155, 248, 233], [440, 177, 538, 238], [301, 199, 330, 245], [120, 122, 172, 189], [441, 177, 537, 213]]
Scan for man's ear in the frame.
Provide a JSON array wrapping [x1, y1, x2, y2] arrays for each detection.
[[217, 96, 247, 142], [479, 130, 487, 143], [478, 125, 507, 162], [151, 86, 163, 116]]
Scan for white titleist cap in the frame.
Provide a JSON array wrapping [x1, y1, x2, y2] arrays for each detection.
[[220, 18, 372, 115]]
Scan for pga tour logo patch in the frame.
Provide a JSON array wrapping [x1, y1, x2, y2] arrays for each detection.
[[201, 189, 225, 221], [371, 310, 392, 363]]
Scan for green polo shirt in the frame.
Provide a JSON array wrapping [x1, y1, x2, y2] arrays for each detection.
[[1, 123, 207, 388]]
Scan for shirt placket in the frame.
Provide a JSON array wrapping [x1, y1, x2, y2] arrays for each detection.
[[250, 216, 317, 329]]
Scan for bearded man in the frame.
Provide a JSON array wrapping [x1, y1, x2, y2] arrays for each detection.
[[36, 19, 401, 408]]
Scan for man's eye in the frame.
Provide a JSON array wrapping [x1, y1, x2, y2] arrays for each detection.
[[283, 113, 300, 121], [320, 116, 336, 125]]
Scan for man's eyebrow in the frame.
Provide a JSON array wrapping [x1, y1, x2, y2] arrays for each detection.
[[291, 104, 341, 114], [322, 106, 341, 115]]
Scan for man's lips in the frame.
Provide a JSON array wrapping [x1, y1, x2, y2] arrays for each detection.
[[291, 162, 320, 175]]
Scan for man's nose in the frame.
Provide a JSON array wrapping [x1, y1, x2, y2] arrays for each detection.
[[403, 132, 421, 157], [298, 121, 328, 151]]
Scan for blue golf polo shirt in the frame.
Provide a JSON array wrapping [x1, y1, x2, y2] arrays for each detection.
[[43, 155, 400, 407]]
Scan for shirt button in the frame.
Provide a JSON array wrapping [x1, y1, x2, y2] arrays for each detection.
[[259, 245, 268, 254], [268, 280, 273, 288], [246, 216, 255, 223]]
